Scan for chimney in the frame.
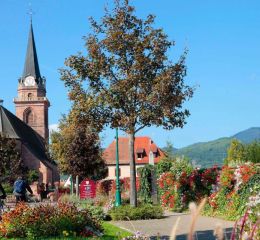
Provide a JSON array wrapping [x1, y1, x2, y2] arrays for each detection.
[[0, 99, 3, 106]]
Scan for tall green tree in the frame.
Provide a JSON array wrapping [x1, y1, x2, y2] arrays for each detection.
[[65, 126, 107, 181], [225, 139, 246, 165], [0, 135, 26, 183], [50, 112, 107, 180], [61, 0, 194, 206], [246, 141, 260, 163], [50, 115, 74, 173]]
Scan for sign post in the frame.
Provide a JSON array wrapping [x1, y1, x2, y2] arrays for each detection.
[[80, 179, 96, 199]]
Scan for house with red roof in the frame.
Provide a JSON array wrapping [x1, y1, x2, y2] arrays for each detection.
[[103, 136, 165, 178]]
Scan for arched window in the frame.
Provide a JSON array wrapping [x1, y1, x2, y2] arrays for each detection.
[[24, 108, 34, 126], [28, 93, 33, 100]]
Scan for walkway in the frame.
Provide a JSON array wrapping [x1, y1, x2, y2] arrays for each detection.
[[112, 211, 234, 240]]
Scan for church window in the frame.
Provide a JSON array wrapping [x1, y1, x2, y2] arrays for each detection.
[[28, 93, 33, 100], [24, 109, 34, 125]]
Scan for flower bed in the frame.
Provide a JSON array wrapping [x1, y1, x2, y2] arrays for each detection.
[[158, 166, 219, 211], [204, 163, 259, 238], [0, 202, 102, 238]]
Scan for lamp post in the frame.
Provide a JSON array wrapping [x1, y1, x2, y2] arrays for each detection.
[[115, 128, 121, 206]]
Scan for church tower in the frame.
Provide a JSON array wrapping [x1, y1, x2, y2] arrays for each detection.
[[14, 22, 50, 143]]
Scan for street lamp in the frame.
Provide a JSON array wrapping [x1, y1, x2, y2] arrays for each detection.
[[115, 128, 121, 206]]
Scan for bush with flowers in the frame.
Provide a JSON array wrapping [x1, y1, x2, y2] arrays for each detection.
[[158, 166, 219, 211], [0, 202, 102, 238], [205, 163, 259, 227]]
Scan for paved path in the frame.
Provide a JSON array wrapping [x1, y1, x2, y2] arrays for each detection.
[[112, 212, 234, 240]]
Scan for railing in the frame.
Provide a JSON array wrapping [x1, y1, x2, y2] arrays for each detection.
[[13, 97, 48, 101]]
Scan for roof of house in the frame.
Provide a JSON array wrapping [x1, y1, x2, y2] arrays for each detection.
[[0, 105, 48, 162], [103, 136, 165, 165]]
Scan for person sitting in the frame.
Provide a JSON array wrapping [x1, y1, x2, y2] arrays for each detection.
[[0, 183, 6, 200], [13, 176, 33, 203]]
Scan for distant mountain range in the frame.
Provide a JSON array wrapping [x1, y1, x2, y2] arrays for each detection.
[[172, 127, 260, 168]]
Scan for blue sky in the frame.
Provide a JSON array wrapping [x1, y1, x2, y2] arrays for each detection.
[[0, 0, 260, 149]]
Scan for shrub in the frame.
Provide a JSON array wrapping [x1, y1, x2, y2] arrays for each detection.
[[59, 194, 107, 221], [27, 169, 39, 184], [109, 204, 163, 221], [0, 202, 102, 238], [205, 164, 260, 222], [156, 157, 174, 175], [1, 182, 13, 194], [158, 166, 219, 211], [138, 165, 155, 203]]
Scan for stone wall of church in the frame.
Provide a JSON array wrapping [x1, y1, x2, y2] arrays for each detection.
[[15, 101, 49, 142], [21, 144, 52, 184]]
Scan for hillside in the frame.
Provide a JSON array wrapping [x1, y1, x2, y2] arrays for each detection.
[[174, 127, 260, 168]]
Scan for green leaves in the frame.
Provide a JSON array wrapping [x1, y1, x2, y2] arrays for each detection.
[[50, 113, 107, 180], [0, 135, 25, 183], [60, 0, 194, 134]]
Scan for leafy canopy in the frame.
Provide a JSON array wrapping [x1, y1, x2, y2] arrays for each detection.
[[0, 134, 27, 183], [60, 0, 194, 134], [50, 112, 107, 180], [225, 139, 260, 165]]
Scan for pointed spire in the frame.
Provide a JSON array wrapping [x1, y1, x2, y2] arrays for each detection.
[[22, 22, 41, 82]]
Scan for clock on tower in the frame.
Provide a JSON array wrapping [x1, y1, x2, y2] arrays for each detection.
[[24, 76, 35, 86]]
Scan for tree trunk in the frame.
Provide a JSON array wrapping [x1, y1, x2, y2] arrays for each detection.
[[129, 132, 137, 207]]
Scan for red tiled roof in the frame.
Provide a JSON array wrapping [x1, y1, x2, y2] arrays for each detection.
[[103, 136, 165, 165]]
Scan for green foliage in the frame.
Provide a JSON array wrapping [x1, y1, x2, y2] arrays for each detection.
[[205, 164, 260, 223], [60, 0, 194, 207], [1, 222, 132, 240], [49, 115, 74, 174], [50, 113, 107, 180], [225, 139, 246, 165], [0, 202, 102, 238], [245, 141, 260, 163], [59, 194, 108, 221], [170, 156, 193, 179], [0, 134, 27, 183], [27, 170, 39, 184], [109, 204, 163, 220], [175, 128, 260, 168], [225, 140, 260, 165], [158, 166, 218, 211], [137, 165, 154, 203], [175, 137, 230, 168], [65, 125, 107, 181], [1, 182, 13, 194], [156, 157, 174, 175]]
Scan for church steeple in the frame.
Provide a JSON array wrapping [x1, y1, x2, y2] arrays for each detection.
[[14, 21, 50, 143], [22, 22, 42, 84]]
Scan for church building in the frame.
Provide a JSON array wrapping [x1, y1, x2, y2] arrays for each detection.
[[0, 22, 59, 184]]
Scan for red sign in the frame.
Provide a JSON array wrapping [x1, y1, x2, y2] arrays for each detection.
[[80, 179, 96, 199]]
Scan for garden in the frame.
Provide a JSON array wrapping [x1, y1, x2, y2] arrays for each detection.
[[0, 139, 259, 239]]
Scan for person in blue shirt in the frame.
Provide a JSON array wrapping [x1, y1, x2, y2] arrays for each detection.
[[13, 176, 33, 203]]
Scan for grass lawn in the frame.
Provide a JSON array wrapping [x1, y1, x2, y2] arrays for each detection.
[[5, 222, 132, 240]]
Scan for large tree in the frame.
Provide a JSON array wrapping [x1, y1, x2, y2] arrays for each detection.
[[50, 115, 74, 174], [65, 125, 107, 180], [61, 0, 194, 206], [0, 135, 26, 183], [50, 113, 107, 180]]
